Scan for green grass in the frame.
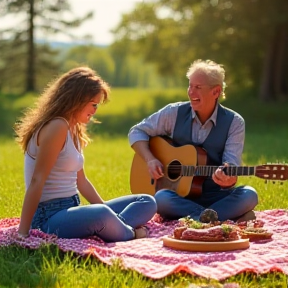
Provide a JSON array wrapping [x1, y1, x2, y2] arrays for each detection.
[[1, 88, 288, 287]]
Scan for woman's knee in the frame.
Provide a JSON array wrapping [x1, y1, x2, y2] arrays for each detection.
[[81, 204, 114, 220], [137, 194, 157, 205], [87, 204, 121, 230], [143, 194, 157, 211]]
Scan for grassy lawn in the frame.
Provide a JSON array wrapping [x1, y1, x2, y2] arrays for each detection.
[[0, 89, 288, 287]]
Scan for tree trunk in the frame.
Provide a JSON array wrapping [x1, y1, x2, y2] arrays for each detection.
[[259, 24, 288, 102], [274, 24, 288, 101], [259, 29, 277, 102], [26, 0, 35, 92]]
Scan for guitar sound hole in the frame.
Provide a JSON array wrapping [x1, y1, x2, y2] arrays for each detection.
[[168, 160, 181, 180]]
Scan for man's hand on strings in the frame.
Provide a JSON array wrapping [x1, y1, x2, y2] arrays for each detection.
[[212, 162, 237, 188], [147, 158, 164, 180]]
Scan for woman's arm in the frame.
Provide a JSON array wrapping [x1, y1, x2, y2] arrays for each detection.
[[77, 168, 104, 204], [18, 119, 68, 237]]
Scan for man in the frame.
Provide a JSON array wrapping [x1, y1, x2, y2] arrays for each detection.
[[128, 59, 258, 222]]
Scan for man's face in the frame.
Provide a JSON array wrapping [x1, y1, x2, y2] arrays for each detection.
[[187, 72, 219, 117]]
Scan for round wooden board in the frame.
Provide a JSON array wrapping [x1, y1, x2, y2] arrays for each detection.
[[162, 236, 250, 252]]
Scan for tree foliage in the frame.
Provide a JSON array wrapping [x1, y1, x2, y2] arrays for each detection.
[[112, 0, 288, 101], [60, 44, 179, 88], [0, 0, 93, 93], [61, 45, 116, 85]]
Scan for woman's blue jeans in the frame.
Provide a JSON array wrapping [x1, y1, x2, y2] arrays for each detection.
[[154, 185, 258, 221], [31, 194, 157, 242]]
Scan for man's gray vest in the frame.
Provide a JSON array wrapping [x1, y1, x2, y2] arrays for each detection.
[[172, 101, 235, 193]]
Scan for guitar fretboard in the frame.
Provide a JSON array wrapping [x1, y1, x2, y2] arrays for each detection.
[[181, 166, 255, 177]]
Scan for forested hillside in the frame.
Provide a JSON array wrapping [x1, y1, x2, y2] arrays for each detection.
[[0, 0, 287, 102]]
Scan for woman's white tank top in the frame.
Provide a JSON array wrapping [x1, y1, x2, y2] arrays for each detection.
[[24, 118, 84, 202]]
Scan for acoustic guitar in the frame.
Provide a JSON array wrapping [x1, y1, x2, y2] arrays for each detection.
[[130, 136, 288, 198]]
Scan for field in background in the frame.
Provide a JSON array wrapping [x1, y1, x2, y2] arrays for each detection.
[[1, 88, 288, 215], [0, 88, 288, 217], [0, 89, 288, 287]]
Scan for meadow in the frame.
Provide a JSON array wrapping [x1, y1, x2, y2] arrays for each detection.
[[0, 88, 288, 287]]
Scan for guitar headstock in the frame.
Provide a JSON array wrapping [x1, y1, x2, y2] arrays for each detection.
[[255, 164, 288, 181]]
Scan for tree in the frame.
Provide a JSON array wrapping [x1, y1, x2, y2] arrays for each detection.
[[61, 45, 116, 85], [257, 3, 288, 101], [111, 0, 288, 101], [59, 43, 177, 88], [0, 0, 93, 92]]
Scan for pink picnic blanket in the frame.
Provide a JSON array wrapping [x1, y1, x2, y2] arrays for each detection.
[[1, 209, 288, 280]]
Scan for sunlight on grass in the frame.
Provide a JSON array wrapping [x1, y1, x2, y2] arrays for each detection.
[[0, 139, 25, 218], [1, 89, 288, 288]]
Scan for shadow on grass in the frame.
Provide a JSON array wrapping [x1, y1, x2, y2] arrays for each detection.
[[0, 245, 61, 288], [0, 245, 168, 288]]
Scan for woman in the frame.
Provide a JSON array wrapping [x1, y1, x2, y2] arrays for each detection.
[[14, 67, 157, 242]]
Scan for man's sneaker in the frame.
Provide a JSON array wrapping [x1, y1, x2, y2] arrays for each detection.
[[236, 210, 256, 223]]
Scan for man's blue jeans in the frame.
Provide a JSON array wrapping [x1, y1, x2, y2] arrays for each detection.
[[154, 185, 258, 221], [31, 194, 157, 242]]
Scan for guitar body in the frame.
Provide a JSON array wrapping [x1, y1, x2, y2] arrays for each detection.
[[130, 136, 207, 198], [130, 136, 288, 197]]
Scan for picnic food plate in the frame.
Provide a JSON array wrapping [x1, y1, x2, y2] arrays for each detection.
[[162, 235, 250, 252]]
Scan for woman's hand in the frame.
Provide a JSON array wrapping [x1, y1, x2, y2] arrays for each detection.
[[9, 227, 30, 241], [17, 231, 30, 239]]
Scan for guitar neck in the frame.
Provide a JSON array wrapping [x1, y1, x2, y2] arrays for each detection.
[[182, 165, 255, 177]]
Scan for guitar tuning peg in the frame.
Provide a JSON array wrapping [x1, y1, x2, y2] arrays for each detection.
[[272, 181, 275, 184]]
